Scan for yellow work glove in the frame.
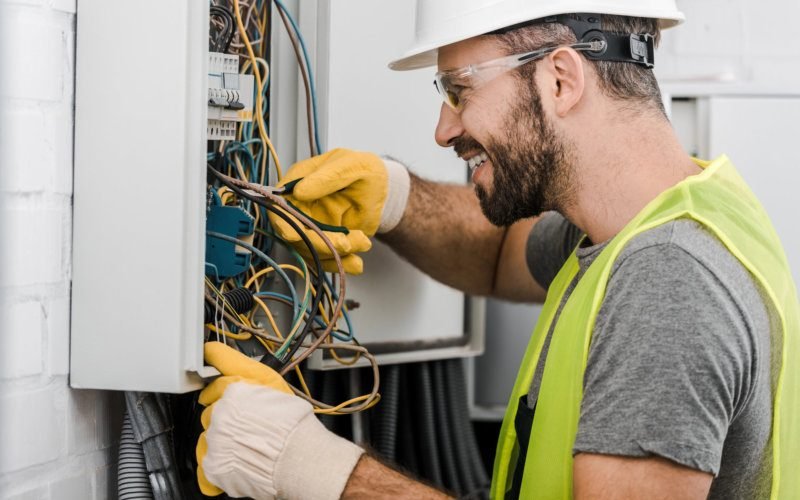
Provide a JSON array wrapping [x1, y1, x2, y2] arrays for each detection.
[[196, 342, 364, 500], [268, 148, 410, 275]]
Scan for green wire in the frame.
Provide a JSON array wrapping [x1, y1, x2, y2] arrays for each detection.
[[255, 228, 313, 360]]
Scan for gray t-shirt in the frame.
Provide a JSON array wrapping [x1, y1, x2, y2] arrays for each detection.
[[523, 212, 774, 499]]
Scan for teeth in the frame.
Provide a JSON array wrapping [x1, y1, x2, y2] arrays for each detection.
[[466, 152, 489, 171]]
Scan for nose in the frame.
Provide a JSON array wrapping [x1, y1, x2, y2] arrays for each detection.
[[434, 103, 464, 147]]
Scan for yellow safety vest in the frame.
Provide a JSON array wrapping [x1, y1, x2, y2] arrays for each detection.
[[490, 155, 800, 499]]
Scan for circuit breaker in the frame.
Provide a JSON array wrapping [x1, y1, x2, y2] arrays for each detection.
[[207, 52, 254, 140]]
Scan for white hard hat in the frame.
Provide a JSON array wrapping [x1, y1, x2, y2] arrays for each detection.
[[389, 0, 685, 71]]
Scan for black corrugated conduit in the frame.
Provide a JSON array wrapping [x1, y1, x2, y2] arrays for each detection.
[[397, 365, 420, 473], [203, 287, 254, 323], [432, 361, 461, 494], [447, 358, 490, 492], [118, 410, 155, 500], [123, 392, 185, 500], [377, 364, 400, 460], [415, 363, 444, 487], [443, 358, 478, 496]]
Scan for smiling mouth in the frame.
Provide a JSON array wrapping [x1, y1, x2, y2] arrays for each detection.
[[466, 151, 489, 175]]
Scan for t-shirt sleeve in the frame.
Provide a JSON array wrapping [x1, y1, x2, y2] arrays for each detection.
[[573, 243, 755, 475], [525, 212, 584, 290]]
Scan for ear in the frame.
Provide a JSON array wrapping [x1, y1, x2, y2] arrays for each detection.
[[542, 47, 586, 117]]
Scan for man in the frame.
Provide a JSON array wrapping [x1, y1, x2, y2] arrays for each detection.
[[196, 0, 800, 498]]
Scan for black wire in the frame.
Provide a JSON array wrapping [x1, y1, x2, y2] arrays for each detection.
[[210, 5, 235, 53], [207, 164, 325, 370], [210, 6, 234, 49]]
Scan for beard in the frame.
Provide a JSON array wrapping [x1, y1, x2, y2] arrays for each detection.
[[455, 81, 575, 227]]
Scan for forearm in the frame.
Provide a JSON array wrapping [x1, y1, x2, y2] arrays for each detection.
[[378, 172, 507, 296], [342, 455, 452, 500]]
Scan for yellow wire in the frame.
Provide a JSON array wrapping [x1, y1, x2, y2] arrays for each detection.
[[206, 324, 252, 341], [245, 263, 305, 286], [242, 57, 271, 186], [294, 366, 313, 398], [232, 0, 283, 179], [245, 264, 311, 326], [328, 347, 362, 366], [315, 393, 382, 415], [233, 154, 250, 183], [219, 188, 236, 204], [252, 295, 285, 339], [254, 333, 277, 354]]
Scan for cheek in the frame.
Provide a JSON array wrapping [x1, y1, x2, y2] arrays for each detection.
[[460, 104, 503, 149]]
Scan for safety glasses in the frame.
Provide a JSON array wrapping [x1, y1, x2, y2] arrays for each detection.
[[433, 41, 605, 111]]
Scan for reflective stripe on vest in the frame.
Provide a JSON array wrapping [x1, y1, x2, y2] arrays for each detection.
[[490, 155, 800, 499]]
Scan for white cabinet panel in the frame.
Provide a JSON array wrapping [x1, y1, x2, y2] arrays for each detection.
[[706, 97, 800, 288], [299, 0, 482, 365], [70, 0, 209, 392]]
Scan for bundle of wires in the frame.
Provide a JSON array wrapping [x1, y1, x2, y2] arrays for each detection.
[[205, 0, 379, 415]]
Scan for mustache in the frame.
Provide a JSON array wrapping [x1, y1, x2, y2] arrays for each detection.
[[452, 135, 484, 157]]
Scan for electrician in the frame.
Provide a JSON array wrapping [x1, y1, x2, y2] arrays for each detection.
[[196, 0, 800, 498]]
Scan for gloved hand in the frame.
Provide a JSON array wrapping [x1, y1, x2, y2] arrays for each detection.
[[196, 342, 365, 500], [268, 148, 410, 274]]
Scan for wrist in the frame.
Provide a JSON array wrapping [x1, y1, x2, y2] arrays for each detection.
[[275, 412, 365, 500], [378, 158, 411, 234]]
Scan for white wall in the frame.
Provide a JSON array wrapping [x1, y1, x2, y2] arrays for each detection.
[[0, 1, 122, 498], [657, 0, 800, 85]]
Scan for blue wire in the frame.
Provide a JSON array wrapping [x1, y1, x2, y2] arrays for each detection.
[[205, 262, 222, 282], [273, 0, 323, 154], [321, 273, 355, 340], [255, 291, 353, 341], [206, 231, 300, 323], [209, 187, 222, 205]]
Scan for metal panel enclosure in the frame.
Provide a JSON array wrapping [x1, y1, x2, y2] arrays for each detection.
[[70, 0, 209, 392]]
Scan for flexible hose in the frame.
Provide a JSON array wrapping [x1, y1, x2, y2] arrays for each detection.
[[377, 364, 400, 461], [432, 361, 461, 494], [416, 363, 443, 487], [124, 392, 185, 500], [118, 410, 155, 500], [397, 365, 419, 474], [447, 359, 490, 489], [444, 358, 479, 496], [204, 286, 254, 323]]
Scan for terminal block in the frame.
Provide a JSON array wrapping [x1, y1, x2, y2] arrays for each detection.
[[207, 52, 255, 139], [205, 193, 256, 279]]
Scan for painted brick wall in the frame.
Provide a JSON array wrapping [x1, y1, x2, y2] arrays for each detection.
[[0, 1, 123, 499]]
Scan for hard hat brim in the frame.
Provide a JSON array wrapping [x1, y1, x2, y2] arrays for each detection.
[[388, 14, 684, 71]]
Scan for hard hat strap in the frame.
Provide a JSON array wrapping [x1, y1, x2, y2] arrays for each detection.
[[493, 13, 656, 69]]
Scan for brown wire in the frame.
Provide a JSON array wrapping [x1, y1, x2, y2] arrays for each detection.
[[289, 343, 381, 413], [204, 289, 283, 343], [222, 176, 346, 372], [214, 173, 380, 413], [275, 4, 317, 156]]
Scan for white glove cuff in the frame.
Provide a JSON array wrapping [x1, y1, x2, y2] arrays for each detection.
[[378, 159, 411, 234], [275, 412, 365, 500]]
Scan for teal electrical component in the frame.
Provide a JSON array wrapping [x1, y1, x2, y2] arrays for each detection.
[[205, 194, 255, 279]]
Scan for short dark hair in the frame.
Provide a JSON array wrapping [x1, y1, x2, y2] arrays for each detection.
[[490, 15, 665, 114]]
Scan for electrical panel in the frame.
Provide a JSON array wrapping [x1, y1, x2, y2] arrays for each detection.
[[70, 0, 484, 393]]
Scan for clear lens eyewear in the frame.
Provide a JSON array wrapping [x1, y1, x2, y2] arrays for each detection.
[[433, 41, 605, 111]]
